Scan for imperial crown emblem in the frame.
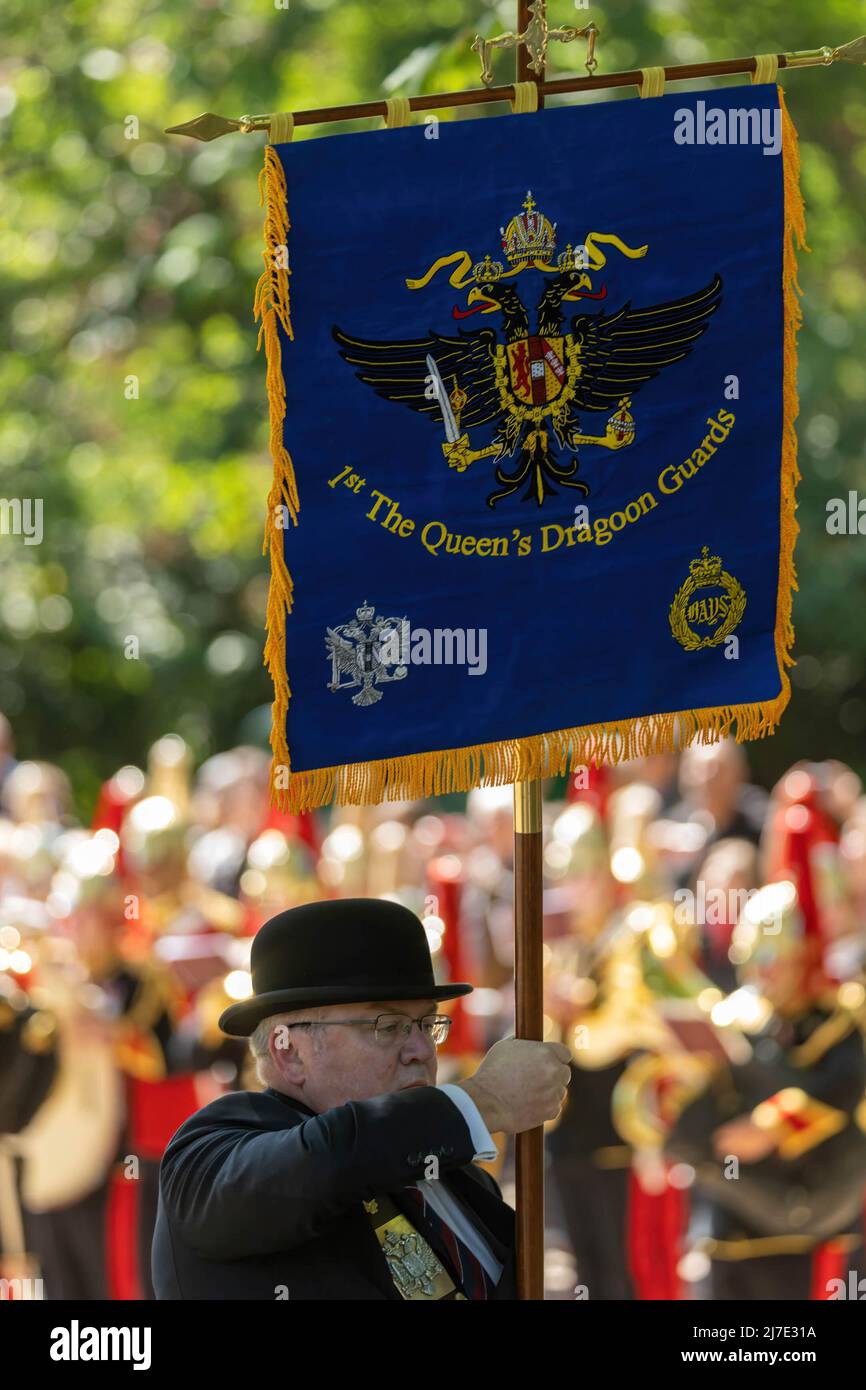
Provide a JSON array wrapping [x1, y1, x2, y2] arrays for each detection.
[[500, 191, 557, 264], [688, 547, 723, 585]]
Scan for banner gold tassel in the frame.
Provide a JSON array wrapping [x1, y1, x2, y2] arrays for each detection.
[[774, 82, 809, 731], [261, 90, 806, 815], [255, 143, 297, 801]]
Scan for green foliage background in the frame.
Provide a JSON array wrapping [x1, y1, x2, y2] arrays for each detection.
[[1, 0, 864, 813]]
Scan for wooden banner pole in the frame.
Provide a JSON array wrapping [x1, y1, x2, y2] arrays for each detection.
[[512, 0, 546, 1307], [514, 776, 545, 1299]]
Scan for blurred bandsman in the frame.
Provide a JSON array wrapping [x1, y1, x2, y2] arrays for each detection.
[[685, 837, 760, 993], [664, 768, 866, 1299], [0, 930, 59, 1298], [653, 739, 768, 887], [0, 711, 17, 802], [543, 783, 716, 1300], [13, 848, 126, 1300]]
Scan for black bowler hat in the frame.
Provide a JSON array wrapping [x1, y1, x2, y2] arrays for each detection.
[[218, 897, 473, 1037]]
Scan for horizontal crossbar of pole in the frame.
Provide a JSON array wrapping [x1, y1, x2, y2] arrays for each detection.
[[165, 42, 863, 140], [297, 54, 797, 124]]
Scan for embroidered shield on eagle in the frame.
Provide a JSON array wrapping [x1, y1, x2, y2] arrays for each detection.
[[507, 335, 566, 406]]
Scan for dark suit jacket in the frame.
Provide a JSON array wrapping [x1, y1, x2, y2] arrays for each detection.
[[153, 1085, 516, 1299]]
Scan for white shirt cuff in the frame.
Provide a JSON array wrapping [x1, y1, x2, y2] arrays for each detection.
[[437, 1083, 498, 1161]]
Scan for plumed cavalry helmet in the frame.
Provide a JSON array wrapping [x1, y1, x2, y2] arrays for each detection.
[[732, 767, 845, 1001]]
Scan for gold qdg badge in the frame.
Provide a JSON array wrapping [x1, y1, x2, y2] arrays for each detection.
[[669, 546, 746, 651]]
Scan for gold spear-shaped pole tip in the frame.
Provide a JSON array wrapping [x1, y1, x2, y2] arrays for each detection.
[[786, 35, 866, 68], [164, 113, 242, 141], [833, 35, 866, 64], [164, 112, 271, 140]]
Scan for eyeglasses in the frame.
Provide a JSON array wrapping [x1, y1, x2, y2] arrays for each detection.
[[284, 1013, 452, 1047]]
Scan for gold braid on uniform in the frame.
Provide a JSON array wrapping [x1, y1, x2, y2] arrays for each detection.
[[789, 983, 866, 1067], [114, 962, 182, 1082]]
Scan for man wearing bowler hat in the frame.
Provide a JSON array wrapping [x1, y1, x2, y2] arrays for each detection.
[[153, 897, 570, 1300]]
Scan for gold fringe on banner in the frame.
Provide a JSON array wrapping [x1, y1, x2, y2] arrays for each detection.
[[255, 143, 297, 801], [774, 82, 809, 739], [260, 88, 806, 813]]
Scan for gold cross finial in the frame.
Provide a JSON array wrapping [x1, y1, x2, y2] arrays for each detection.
[[523, 191, 536, 212], [472, 2, 599, 87]]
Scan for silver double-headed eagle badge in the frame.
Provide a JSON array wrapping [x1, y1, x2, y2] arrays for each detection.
[[326, 602, 408, 706]]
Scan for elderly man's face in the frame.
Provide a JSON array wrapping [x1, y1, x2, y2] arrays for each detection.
[[269, 998, 439, 1112]]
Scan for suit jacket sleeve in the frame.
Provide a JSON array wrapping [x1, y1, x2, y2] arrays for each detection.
[[160, 1087, 477, 1260]]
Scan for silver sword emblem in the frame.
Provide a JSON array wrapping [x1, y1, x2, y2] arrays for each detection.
[[425, 354, 460, 443]]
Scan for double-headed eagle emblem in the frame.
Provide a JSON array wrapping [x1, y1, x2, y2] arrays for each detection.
[[326, 602, 407, 706], [334, 191, 722, 508]]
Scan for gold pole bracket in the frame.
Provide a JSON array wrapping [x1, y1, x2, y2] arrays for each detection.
[[514, 780, 543, 835], [785, 36, 864, 68], [472, 1, 598, 87]]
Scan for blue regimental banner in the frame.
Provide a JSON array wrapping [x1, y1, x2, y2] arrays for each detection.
[[254, 83, 805, 811]]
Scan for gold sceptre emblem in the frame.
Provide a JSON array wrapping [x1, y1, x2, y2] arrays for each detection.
[[472, 2, 599, 87], [450, 377, 468, 432]]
